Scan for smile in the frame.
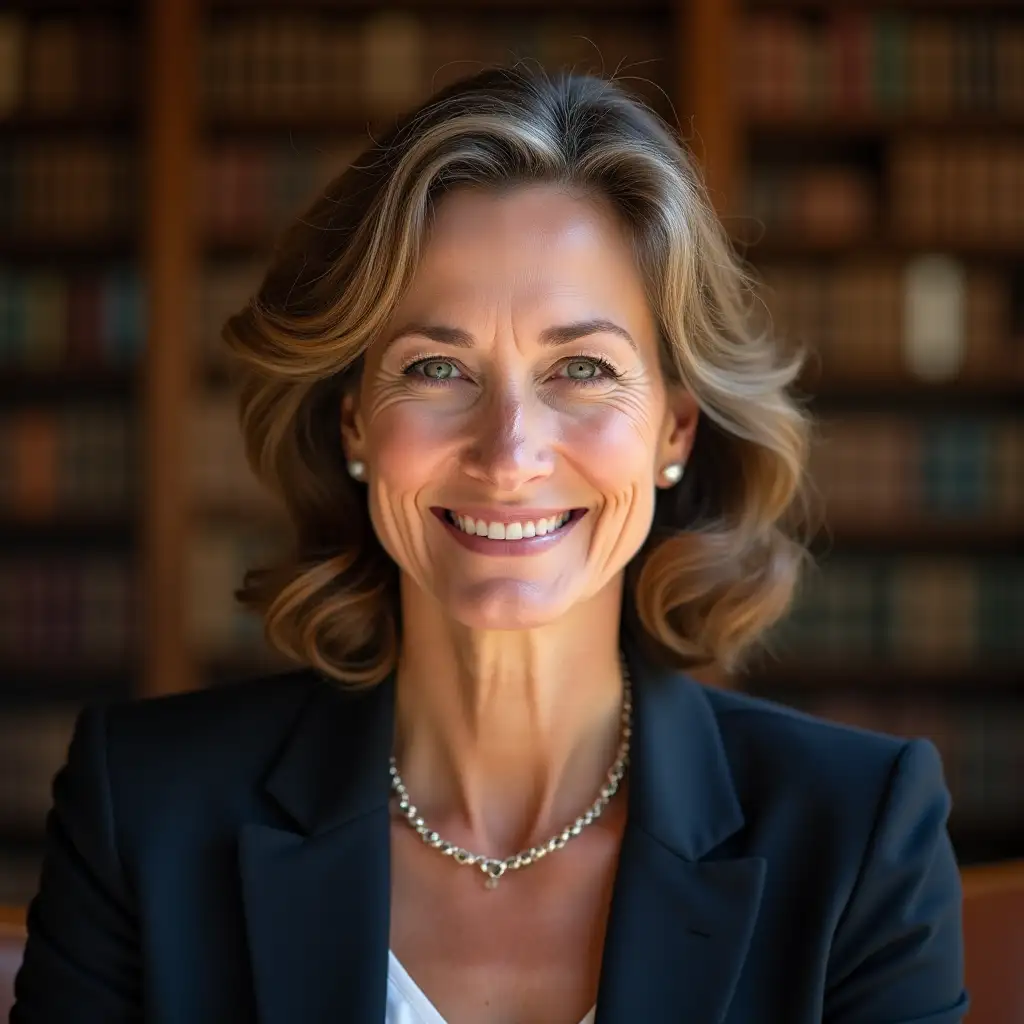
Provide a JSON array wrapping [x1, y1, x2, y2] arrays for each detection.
[[431, 507, 586, 556], [446, 510, 572, 539]]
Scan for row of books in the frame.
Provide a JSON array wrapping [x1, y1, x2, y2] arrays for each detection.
[[812, 416, 1024, 525], [776, 693, 1024, 825], [0, 146, 138, 244], [758, 260, 1017, 384], [0, 15, 134, 119], [771, 555, 1024, 663], [0, 268, 145, 368], [0, 556, 134, 666], [746, 165, 877, 247], [891, 140, 1024, 246], [0, 409, 135, 519], [750, 142, 1024, 249], [740, 14, 1024, 119], [202, 14, 669, 120], [39, 136, 1024, 260], [201, 144, 363, 245]]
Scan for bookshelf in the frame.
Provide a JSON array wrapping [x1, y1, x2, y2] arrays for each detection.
[[0, 0, 1020, 902], [731, 0, 1024, 865], [0, 0, 144, 902]]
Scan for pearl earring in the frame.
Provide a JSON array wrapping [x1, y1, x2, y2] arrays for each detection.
[[347, 459, 366, 481], [661, 462, 684, 485]]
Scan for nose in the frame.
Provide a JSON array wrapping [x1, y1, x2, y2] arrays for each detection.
[[463, 384, 554, 492]]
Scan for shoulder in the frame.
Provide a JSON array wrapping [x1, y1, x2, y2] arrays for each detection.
[[705, 683, 910, 775], [697, 682, 949, 829], [100, 668, 322, 763], [77, 670, 325, 826], [689, 688, 966, 1020]]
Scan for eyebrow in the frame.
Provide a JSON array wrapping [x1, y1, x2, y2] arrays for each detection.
[[385, 318, 638, 353]]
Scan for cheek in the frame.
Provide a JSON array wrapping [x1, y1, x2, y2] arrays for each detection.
[[563, 403, 659, 491], [368, 400, 462, 491]]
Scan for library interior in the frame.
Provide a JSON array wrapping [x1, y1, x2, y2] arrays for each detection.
[[0, 0, 1022, 1018]]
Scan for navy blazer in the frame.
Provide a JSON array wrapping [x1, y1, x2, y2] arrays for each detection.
[[12, 644, 968, 1023]]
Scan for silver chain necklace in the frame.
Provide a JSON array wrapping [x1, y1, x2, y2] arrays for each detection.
[[389, 659, 632, 890]]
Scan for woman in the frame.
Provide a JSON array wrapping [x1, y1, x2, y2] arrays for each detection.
[[13, 68, 967, 1023]]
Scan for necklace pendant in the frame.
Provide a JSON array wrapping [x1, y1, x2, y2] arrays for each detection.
[[481, 858, 506, 890]]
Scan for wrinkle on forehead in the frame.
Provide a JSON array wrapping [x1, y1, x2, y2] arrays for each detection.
[[390, 185, 657, 354]]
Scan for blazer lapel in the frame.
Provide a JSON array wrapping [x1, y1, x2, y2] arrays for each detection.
[[596, 644, 766, 1024], [238, 674, 395, 1024]]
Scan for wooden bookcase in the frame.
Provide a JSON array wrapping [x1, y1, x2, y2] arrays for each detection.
[[0, 0, 147, 902], [0, 0, 1021, 903], [729, 0, 1024, 864]]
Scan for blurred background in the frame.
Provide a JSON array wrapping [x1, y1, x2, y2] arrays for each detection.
[[0, 0, 1021, 905]]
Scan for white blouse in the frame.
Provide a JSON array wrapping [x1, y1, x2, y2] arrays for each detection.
[[386, 950, 598, 1024]]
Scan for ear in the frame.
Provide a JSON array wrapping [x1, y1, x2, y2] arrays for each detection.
[[340, 387, 367, 464], [656, 385, 699, 485]]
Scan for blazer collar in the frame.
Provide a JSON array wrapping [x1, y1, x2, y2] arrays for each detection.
[[238, 645, 764, 1024], [620, 640, 745, 860]]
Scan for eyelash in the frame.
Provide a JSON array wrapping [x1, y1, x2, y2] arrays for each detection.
[[399, 353, 623, 389]]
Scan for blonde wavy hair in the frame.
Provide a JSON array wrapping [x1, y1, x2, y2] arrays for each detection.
[[223, 66, 811, 687]]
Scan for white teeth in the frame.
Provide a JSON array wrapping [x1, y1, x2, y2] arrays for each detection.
[[449, 511, 571, 540]]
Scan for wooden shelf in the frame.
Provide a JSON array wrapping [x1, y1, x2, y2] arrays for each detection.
[[739, 662, 1024, 698], [0, 112, 138, 137], [204, 113, 383, 138], [0, 369, 137, 405], [0, 667, 134, 706], [6, 0, 133, 12], [197, 501, 286, 528], [746, 0, 1024, 11], [746, 112, 1024, 139], [0, 239, 140, 264], [739, 235, 1024, 261], [951, 823, 1024, 867], [205, 237, 278, 261], [0, 516, 137, 549], [816, 520, 1024, 556], [208, 0, 671, 12], [798, 380, 1024, 413]]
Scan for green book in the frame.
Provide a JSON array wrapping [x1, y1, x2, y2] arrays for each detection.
[[874, 12, 907, 113], [920, 418, 987, 518]]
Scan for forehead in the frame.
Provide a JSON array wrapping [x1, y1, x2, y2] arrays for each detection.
[[398, 185, 654, 326]]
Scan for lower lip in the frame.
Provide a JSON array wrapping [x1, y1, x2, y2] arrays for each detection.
[[432, 508, 586, 557]]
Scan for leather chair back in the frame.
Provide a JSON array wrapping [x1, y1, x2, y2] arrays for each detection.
[[961, 860, 1024, 1024]]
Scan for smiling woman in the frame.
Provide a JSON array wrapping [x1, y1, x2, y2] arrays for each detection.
[[12, 67, 968, 1024], [226, 74, 809, 684]]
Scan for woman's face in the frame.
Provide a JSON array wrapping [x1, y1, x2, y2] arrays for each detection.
[[343, 184, 697, 630]]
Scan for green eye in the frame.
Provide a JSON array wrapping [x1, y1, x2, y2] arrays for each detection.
[[564, 359, 600, 380], [421, 360, 456, 380]]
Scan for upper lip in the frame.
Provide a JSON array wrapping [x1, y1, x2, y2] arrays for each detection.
[[438, 506, 579, 523]]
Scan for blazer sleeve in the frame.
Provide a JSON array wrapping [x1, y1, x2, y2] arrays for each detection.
[[11, 705, 143, 1023], [824, 738, 969, 1024]]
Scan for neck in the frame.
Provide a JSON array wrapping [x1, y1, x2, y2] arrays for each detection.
[[392, 577, 628, 857]]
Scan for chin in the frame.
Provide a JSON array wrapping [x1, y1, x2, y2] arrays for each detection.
[[443, 578, 579, 631]]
